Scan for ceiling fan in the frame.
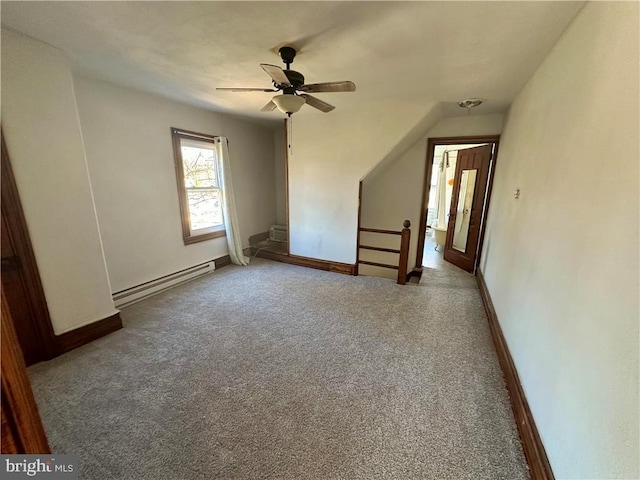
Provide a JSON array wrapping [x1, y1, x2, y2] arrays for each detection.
[[216, 46, 356, 116]]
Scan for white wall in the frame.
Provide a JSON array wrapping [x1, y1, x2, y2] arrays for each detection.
[[1, 29, 117, 334], [73, 76, 277, 293], [360, 114, 503, 278], [480, 3, 639, 478], [288, 102, 439, 264], [274, 122, 287, 226], [359, 139, 431, 280], [426, 114, 504, 139]]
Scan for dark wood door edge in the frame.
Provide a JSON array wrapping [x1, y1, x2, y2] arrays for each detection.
[[476, 269, 555, 480], [1, 130, 58, 361], [1, 289, 51, 454], [56, 312, 123, 355], [475, 141, 500, 272]]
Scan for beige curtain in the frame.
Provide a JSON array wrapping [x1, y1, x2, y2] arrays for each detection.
[[215, 137, 249, 266]]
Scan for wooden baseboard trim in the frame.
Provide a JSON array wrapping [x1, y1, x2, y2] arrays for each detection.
[[255, 250, 356, 276], [248, 231, 269, 246], [408, 268, 423, 281], [476, 269, 554, 480], [56, 312, 123, 355], [215, 255, 232, 269]]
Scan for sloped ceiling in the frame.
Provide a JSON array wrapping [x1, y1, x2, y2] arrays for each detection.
[[1, 1, 584, 123]]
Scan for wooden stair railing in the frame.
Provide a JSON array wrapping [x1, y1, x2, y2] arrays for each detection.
[[357, 220, 411, 285]]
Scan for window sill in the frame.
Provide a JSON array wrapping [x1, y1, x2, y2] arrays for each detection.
[[183, 229, 226, 245]]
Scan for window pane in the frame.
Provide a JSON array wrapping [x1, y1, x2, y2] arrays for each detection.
[[181, 141, 218, 188], [187, 189, 223, 231]]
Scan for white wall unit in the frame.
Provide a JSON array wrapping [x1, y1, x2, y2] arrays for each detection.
[[480, 3, 639, 478], [1, 29, 117, 334], [73, 76, 277, 293]]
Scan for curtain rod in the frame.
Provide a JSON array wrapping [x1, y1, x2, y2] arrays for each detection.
[[171, 128, 222, 142]]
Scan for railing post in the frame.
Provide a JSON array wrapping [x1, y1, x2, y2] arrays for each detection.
[[397, 219, 411, 285]]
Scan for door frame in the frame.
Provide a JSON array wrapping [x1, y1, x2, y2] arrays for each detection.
[[415, 135, 500, 273], [1, 130, 58, 362], [284, 118, 290, 254], [1, 286, 51, 453]]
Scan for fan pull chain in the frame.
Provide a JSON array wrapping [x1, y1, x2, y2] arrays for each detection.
[[287, 114, 293, 157]]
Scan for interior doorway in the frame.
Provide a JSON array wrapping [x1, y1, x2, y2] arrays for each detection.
[[249, 119, 290, 258], [416, 136, 499, 274]]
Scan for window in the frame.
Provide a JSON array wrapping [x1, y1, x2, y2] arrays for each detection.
[[171, 128, 225, 244]]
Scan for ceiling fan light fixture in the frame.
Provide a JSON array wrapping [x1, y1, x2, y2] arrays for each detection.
[[458, 98, 483, 115], [218, 46, 353, 114], [457, 98, 483, 109], [272, 94, 306, 115]]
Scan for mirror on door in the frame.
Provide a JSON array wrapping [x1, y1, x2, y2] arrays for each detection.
[[452, 169, 477, 253], [418, 140, 496, 274]]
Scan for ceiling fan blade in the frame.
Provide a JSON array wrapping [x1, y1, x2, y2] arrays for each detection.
[[216, 87, 277, 92], [260, 64, 291, 86], [261, 100, 277, 112], [299, 81, 356, 93], [300, 94, 335, 113]]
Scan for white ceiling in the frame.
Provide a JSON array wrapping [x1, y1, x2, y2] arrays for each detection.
[[1, 1, 584, 124]]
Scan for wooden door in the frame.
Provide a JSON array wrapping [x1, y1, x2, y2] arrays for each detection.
[[1, 131, 57, 366], [1, 287, 51, 454], [1, 211, 41, 365], [444, 144, 493, 273]]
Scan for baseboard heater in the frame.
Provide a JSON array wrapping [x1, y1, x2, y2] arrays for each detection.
[[112, 260, 216, 308]]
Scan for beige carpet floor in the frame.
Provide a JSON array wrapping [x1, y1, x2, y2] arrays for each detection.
[[28, 257, 529, 479]]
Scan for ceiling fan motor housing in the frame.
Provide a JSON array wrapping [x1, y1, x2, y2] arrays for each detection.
[[217, 44, 354, 115], [284, 70, 304, 89], [279, 46, 297, 66]]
